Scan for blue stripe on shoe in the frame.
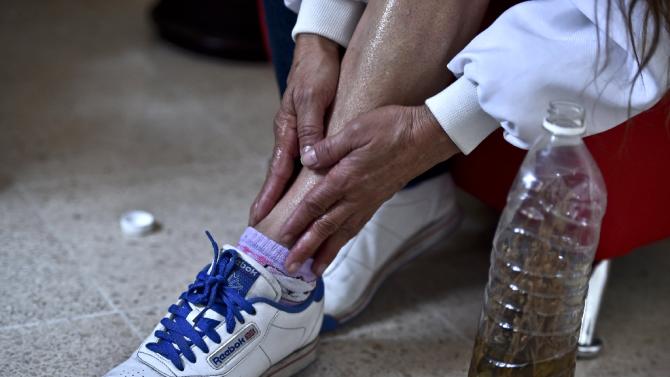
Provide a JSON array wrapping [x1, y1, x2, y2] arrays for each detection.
[[248, 278, 324, 313], [320, 314, 340, 333]]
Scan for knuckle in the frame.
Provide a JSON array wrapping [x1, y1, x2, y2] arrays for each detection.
[[314, 216, 338, 238], [304, 198, 327, 217], [322, 143, 337, 159], [274, 110, 295, 131], [316, 140, 335, 158], [270, 145, 283, 162], [271, 136, 297, 159], [349, 121, 363, 135], [328, 169, 349, 187], [295, 86, 317, 102], [297, 124, 321, 139], [271, 144, 282, 156]]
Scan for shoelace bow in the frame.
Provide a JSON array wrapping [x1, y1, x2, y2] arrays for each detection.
[[146, 231, 257, 371]]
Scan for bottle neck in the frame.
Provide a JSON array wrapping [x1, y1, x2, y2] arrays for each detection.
[[546, 132, 584, 146], [542, 101, 586, 138]]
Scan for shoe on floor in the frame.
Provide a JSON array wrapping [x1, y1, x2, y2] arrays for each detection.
[[105, 232, 323, 377], [321, 173, 461, 332]]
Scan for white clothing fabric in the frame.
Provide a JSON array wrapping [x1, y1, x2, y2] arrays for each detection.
[[429, 0, 669, 153], [286, 0, 669, 153], [287, 0, 366, 47]]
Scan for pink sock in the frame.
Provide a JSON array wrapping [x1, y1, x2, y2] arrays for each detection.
[[238, 227, 316, 285]]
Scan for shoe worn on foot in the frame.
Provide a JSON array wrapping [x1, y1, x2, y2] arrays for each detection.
[[321, 173, 461, 332], [105, 232, 323, 377]]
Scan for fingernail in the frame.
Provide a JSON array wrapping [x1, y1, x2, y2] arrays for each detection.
[[315, 264, 327, 276], [300, 146, 317, 167], [287, 262, 300, 275]]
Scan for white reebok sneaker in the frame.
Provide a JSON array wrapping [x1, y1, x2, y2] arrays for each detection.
[[321, 173, 461, 331], [105, 232, 323, 377]]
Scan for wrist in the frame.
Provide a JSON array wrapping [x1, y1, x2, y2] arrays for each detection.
[[410, 105, 460, 164], [295, 34, 340, 57]]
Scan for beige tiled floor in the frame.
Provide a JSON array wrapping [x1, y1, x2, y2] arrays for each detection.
[[1, 1, 669, 376]]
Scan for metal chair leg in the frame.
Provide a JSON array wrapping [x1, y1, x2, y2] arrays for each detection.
[[577, 259, 610, 359]]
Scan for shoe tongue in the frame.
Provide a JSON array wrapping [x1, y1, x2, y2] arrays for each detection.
[[221, 245, 281, 301], [187, 246, 281, 321]]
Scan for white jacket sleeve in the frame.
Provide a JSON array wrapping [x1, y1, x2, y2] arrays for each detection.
[[426, 0, 669, 154], [285, 0, 366, 47]]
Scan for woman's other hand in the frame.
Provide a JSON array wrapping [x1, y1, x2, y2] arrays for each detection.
[[250, 34, 341, 226], [281, 104, 460, 275]]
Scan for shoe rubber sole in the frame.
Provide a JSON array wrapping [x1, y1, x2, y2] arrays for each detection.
[[261, 338, 319, 377], [321, 208, 463, 332]]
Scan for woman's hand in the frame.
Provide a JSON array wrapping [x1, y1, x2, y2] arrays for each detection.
[[281, 104, 460, 275], [249, 34, 341, 226]]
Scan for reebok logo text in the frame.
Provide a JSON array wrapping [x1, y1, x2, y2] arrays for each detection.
[[207, 324, 259, 369], [236, 259, 259, 277]]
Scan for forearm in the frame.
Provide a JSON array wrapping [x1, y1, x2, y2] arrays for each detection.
[[256, 0, 489, 245], [329, 0, 489, 131]]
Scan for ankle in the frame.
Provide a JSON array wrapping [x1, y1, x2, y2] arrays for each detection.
[[238, 227, 316, 303], [253, 217, 285, 246]]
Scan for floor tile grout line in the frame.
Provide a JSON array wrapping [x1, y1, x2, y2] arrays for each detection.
[[14, 175, 237, 343], [88, 277, 145, 341], [0, 310, 117, 332], [14, 184, 145, 341]]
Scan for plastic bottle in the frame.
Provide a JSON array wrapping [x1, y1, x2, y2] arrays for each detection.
[[468, 101, 607, 377]]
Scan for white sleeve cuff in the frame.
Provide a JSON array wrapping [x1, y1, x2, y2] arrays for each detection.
[[425, 77, 500, 155], [291, 0, 365, 47]]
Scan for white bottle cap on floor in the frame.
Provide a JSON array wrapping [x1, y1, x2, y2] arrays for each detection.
[[120, 210, 156, 237]]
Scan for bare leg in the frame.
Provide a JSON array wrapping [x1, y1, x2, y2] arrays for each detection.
[[256, 0, 488, 242]]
